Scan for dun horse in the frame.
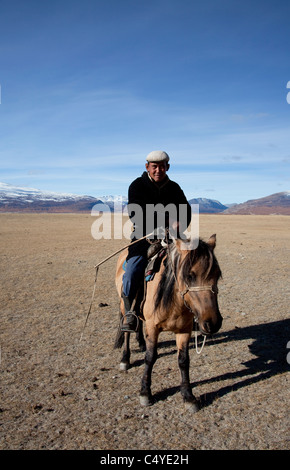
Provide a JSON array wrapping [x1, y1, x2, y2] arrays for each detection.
[[115, 234, 222, 411]]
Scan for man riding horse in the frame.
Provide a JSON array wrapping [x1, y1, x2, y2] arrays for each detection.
[[121, 150, 192, 332]]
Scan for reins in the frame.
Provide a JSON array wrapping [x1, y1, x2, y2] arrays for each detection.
[[194, 326, 207, 355]]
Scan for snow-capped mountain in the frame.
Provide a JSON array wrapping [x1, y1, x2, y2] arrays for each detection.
[[0, 182, 100, 212], [97, 195, 128, 211], [97, 195, 128, 204], [0, 182, 94, 202]]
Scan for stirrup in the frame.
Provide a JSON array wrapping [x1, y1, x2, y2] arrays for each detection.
[[120, 311, 139, 332]]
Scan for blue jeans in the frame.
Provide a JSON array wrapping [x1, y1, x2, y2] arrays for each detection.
[[122, 254, 147, 300]]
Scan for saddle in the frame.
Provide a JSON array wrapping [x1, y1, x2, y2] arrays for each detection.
[[145, 240, 167, 281]]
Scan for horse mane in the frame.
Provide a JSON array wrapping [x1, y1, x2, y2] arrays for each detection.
[[154, 238, 222, 312]]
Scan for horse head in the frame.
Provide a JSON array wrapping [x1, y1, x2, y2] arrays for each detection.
[[175, 234, 223, 336]]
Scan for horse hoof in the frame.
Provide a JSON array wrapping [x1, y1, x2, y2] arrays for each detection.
[[119, 362, 130, 371], [140, 395, 152, 407], [184, 400, 200, 413]]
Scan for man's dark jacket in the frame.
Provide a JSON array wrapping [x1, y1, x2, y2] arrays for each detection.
[[127, 171, 192, 256]]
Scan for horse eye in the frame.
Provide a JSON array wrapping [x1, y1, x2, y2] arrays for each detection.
[[187, 272, 196, 283]]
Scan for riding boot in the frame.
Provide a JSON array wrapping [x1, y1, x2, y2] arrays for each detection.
[[121, 293, 137, 333]]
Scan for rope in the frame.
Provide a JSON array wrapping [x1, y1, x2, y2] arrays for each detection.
[[79, 266, 99, 343], [194, 329, 207, 355]]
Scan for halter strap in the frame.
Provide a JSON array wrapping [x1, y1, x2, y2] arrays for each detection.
[[180, 285, 217, 297]]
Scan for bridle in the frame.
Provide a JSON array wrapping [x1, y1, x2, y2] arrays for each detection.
[[166, 242, 218, 355], [163, 230, 217, 298], [178, 284, 218, 355], [165, 242, 218, 312], [180, 284, 217, 298], [179, 284, 218, 317]]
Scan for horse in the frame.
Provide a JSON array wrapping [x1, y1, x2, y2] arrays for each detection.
[[114, 234, 222, 411]]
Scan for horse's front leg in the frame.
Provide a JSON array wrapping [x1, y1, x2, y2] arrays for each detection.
[[176, 332, 199, 412], [119, 332, 131, 371], [140, 325, 159, 406]]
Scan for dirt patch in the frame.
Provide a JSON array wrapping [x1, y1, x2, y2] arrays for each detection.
[[0, 213, 289, 450]]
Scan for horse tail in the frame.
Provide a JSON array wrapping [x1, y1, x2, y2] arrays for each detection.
[[114, 311, 124, 349]]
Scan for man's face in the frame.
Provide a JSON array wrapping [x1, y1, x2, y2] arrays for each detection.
[[146, 161, 169, 183]]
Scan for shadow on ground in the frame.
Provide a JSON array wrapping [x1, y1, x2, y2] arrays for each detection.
[[151, 319, 290, 406]]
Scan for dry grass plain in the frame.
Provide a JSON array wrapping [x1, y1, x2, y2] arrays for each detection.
[[0, 212, 289, 450]]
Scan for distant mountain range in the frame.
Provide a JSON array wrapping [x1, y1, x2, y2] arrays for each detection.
[[0, 183, 101, 213], [0, 182, 289, 215], [188, 197, 228, 213], [222, 191, 290, 215]]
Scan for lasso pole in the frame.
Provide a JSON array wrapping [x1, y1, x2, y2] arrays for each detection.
[[79, 231, 154, 343]]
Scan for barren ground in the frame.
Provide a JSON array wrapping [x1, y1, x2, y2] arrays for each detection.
[[0, 213, 289, 450]]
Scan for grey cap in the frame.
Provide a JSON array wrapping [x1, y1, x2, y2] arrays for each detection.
[[146, 150, 170, 162]]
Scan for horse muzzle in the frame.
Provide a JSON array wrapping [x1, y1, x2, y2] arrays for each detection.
[[198, 312, 223, 336]]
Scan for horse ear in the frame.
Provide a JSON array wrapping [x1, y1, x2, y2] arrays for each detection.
[[208, 234, 216, 250]]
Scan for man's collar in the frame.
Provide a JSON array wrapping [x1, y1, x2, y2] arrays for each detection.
[[146, 172, 169, 188]]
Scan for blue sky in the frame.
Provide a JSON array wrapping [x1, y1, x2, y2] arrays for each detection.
[[0, 0, 290, 204]]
